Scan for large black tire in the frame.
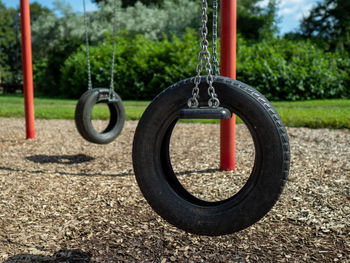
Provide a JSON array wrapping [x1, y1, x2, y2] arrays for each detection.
[[132, 76, 290, 236], [75, 88, 125, 144]]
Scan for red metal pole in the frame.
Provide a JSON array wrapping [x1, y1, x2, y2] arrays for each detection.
[[20, 0, 35, 139], [220, 0, 236, 170]]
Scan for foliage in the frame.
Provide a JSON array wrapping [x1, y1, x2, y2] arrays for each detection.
[[33, 37, 83, 96], [60, 30, 199, 99], [93, 0, 278, 41], [0, 1, 55, 84], [237, 38, 350, 100], [31, 0, 199, 94], [30, 2, 85, 60], [300, 0, 350, 52], [31, 0, 280, 95], [60, 32, 350, 101], [31, 0, 199, 43], [96, 0, 200, 40], [0, 1, 17, 83], [92, 0, 164, 8], [29, 2, 52, 22], [237, 0, 279, 40], [1, 0, 348, 103], [1, 0, 280, 89]]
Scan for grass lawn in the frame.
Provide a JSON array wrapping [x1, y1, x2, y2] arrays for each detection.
[[273, 100, 350, 129], [0, 95, 349, 129], [0, 95, 148, 120]]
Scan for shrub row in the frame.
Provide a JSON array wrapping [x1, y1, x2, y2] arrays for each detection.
[[45, 32, 350, 101], [59, 31, 198, 100], [237, 38, 350, 100]]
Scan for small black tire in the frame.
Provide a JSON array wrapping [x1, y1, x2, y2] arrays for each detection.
[[75, 88, 125, 144], [132, 76, 290, 236]]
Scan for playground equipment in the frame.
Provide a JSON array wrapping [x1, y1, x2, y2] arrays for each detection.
[[74, 0, 125, 144], [132, 0, 290, 235], [20, 0, 35, 139], [220, 0, 236, 170]]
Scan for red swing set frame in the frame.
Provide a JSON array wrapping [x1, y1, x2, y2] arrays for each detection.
[[20, 0, 237, 170], [20, 0, 35, 139]]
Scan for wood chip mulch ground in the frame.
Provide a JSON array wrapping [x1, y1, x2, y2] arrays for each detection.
[[0, 118, 349, 262]]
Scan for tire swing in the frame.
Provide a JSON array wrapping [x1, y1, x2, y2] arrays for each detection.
[[75, 0, 125, 144], [132, 0, 290, 236]]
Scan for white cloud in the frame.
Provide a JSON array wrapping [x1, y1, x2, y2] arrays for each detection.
[[257, 0, 269, 8], [295, 3, 314, 20], [258, 0, 310, 8], [279, 6, 299, 16], [280, 0, 310, 7], [275, 0, 320, 34], [254, 0, 320, 34], [82, 3, 97, 12]]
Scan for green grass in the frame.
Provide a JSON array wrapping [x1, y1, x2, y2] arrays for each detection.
[[0, 95, 349, 129], [272, 100, 350, 129], [0, 95, 149, 120]]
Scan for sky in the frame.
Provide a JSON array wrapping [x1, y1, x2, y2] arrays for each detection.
[[259, 0, 321, 34], [2, 0, 322, 35], [2, 0, 97, 13]]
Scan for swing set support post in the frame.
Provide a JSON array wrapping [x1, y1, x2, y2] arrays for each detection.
[[20, 0, 35, 139], [220, 0, 236, 170]]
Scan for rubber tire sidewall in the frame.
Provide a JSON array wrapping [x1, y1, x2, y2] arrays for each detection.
[[132, 76, 290, 236], [75, 88, 125, 144]]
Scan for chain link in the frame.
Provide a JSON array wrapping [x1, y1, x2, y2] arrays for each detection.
[[83, 0, 92, 90], [83, 0, 118, 97], [189, 0, 219, 108], [211, 0, 220, 76], [109, 0, 118, 99]]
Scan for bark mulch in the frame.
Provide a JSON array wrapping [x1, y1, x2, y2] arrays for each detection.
[[0, 118, 349, 262]]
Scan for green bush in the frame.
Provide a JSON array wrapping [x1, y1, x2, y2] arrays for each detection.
[[60, 30, 199, 99], [33, 37, 83, 97], [237, 38, 350, 100], [61, 32, 350, 101]]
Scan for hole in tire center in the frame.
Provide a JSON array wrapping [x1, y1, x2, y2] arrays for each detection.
[[169, 120, 255, 202], [91, 102, 111, 133]]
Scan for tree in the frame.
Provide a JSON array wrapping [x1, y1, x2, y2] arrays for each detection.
[[0, 1, 55, 84], [92, 0, 164, 8], [0, 1, 17, 83], [88, 0, 199, 40], [29, 1, 84, 95], [300, 0, 350, 51], [92, 0, 278, 40], [237, 0, 279, 40], [30, 2, 52, 22]]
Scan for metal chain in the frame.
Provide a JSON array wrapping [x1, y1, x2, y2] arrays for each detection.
[[109, 0, 118, 98], [188, 0, 219, 108], [83, 0, 118, 97], [211, 0, 220, 76], [83, 0, 92, 90]]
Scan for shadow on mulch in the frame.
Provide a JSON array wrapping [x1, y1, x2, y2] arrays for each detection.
[[4, 249, 97, 263], [175, 168, 220, 176], [26, 154, 95, 165], [0, 139, 22, 142], [0, 166, 133, 177], [0, 166, 227, 178]]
